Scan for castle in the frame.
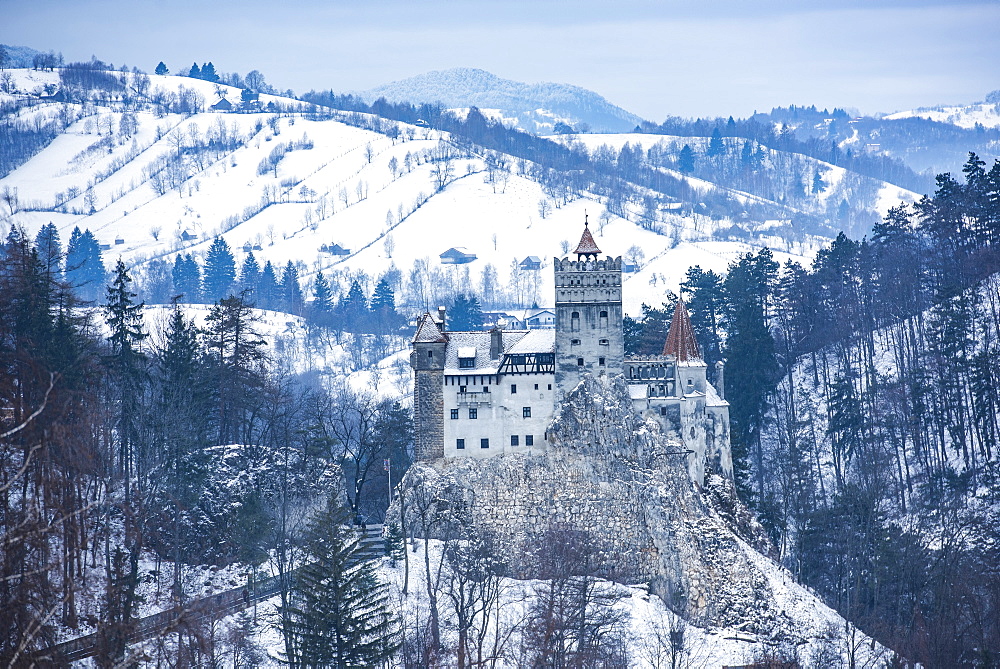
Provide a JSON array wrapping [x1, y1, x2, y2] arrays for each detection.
[[410, 221, 732, 484]]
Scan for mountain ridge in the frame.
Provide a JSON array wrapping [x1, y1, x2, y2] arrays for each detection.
[[359, 67, 645, 133]]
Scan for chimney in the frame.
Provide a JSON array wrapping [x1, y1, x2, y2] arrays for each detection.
[[437, 306, 447, 330], [490, 327, 503, 359], [715, 360, 726, 399]]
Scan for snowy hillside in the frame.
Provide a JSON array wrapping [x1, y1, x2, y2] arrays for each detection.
[[885, 97, 1000, 129], [360, 67, 644, 133], [0, 68, 827, 317]]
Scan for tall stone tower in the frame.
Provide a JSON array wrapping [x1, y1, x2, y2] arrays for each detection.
[[554, 219, 624, 397], [410, 313, 447, 461]]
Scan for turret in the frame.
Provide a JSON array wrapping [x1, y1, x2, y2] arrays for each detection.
[[411, 313, 448, 461]]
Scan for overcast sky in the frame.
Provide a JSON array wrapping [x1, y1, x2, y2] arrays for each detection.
[[2, 0, 997, 120]]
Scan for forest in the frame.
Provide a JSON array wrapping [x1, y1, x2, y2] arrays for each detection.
[[629, 152, 1000, 666]]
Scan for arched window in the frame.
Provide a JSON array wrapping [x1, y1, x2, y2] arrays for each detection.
[[571, 311, 580, 332], [599, 310, 608, 329]]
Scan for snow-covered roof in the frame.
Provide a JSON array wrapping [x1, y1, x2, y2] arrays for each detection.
[[457, 346, 477, 359], [413, 313, 448, 343], [443, 330, 532, 375], [506, 329, 554, 354]]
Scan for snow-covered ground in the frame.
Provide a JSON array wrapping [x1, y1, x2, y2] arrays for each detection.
[[885, 101, 1000, 129]]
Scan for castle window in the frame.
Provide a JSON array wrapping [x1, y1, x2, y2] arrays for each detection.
[[481, 438, 490, 449], [459, 357, 475, 368], [460, 386, 467, 393], [483, 387, 489, 393], [548, 384, 552, 390], [511, 384, 517, 394], [600, 338, 609, 346], [534, 384, 539, 390], [450, 409, 459, 419], [469, 408, 478, 419], [571, 339, 581, 346], [660, 407, 668, 416], [511, 435, 519, 446], [457, 438, 466, 449], [600, 310, 608, 329], [428, 350, 434, 359], [599, 357, 606, 366], [523, 407, 531, 418], [571, 311, 580, 331], [577, 357, 584, 366], [525, 435, 534, 446]]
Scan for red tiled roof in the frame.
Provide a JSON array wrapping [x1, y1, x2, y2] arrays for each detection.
[[662, 300, 701, 361], [573, 223, 602, 256], [413, 313, 448, 343]]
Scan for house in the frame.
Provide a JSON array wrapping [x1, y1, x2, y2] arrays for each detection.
[[321, 243, 351, 256], [210, 97, 233, 112], [180, 230, 197, 242], [520, 256, 542, 271], [482, 312, 525, 330], [439, 247, 478, 264], [522, 308, 556, 329], [623, 261, 640, 273]]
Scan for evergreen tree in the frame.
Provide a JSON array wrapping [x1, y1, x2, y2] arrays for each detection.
[[239, 252, 261, 300], [203, 237, 236, 302], [678, 144, 695, 174], [200, 61, 219, 83], [811, 170, 826, 194], [65, 227, 106, 301], [309, 272, 335, 328], [370, 276, 396, 314], [154, 61, 168, 75], [338, 280, 368, 331], [279, 261, 304, 315], [188, 62, 201, 79], [707, 127, 725, 157], [34, 222, 62, 282], [104, 259, 148, 489], [722, 249, 779, 503], [280, 501, 400, 668], [171, 253, 201, 303], [449, 294, 484, 331], [258, 260, 279, 311]]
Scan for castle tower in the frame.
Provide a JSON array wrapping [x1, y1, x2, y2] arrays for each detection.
[[410, 313, 448, 461], [663, 299, 707, 395], [554, 219, 624, 397]]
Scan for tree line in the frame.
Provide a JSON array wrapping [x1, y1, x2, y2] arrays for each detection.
[[647, 152, 1000, 665]]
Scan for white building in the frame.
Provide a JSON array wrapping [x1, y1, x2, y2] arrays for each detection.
[[411, 221, 732, 484]]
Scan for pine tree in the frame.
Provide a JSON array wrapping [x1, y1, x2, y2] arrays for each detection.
[[154, 61, 168, 75], [707, 127, 724, 157], [200, 61, 219, 83], [681, 266, 724, 371], [239, 252, 261, 300], [203, 237, 236, 302], [258, 261, 279, 311], [370, 276, 396, 314], [338, 280, 368, 331], [34, 222, 62, 281], [65, 227, 106, 301], [678, 144, 695, 174], [309, 272, 335, 328], [280, 501, 400, 668], [279, 261, 304, 315], [188, 62, 201, 79], [171, 253, 201, 303], [104, 259, 148, 489]]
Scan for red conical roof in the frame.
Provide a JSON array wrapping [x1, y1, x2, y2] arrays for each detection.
[[662, 300, 701, 361], [573, 220, 602, 257], [413, 313, 448, 343]]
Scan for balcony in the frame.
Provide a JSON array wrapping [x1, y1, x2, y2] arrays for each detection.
[[457, 391, 492, 406]]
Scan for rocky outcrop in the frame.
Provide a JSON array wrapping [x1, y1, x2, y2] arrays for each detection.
[[395, 375, 838, 642]]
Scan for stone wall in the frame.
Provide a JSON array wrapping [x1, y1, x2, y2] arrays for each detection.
[[396, 375, 817, 642], [413, 369, 444, 461]]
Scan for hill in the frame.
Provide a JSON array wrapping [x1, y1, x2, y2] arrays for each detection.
[[360, 67, 644, 134]]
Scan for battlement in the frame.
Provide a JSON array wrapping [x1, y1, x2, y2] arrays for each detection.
[[553, 256, 622, 273]]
